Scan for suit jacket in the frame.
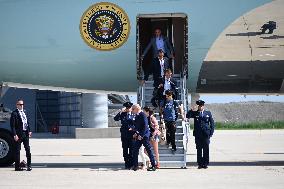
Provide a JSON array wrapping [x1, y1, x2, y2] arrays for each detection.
[[144, 57, 170, 81], [142, 36, 174, 58], [186, 110, 214, 139], [156, 77, 178, 98], [134, 111, 150, 138], [10, 109, 30, 137]]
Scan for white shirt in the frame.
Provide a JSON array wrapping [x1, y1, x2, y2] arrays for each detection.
[[163, 77, 172, 95], [18, 109, 28, 131], [156, 37, 165, 52], [159, 58, 165, 77]]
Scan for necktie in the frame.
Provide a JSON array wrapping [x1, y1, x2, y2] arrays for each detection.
[[21, 111, 26, 120], [20, 111, 28, 130]]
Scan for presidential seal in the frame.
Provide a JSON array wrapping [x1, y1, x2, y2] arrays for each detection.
[[80, 2, 130, 51]]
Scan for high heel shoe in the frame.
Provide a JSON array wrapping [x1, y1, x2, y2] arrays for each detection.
[[155, 162, 160, 169]]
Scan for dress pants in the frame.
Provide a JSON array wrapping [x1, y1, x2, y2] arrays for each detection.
[[195, 137, 210, 166], [133, 137, 156, 168], [165, 121, 176, 150], [15, 131, 31, 169], [121, 136, 133, 168]]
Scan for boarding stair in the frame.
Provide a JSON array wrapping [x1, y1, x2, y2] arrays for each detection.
[[138, 74, 190, 168]]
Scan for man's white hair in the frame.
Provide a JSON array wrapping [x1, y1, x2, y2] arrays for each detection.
[[132, 104, 141, 110]]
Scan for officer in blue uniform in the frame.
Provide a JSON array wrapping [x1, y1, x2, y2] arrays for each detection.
[[114, 102, 135, 169], [186, 100, 215, 169]]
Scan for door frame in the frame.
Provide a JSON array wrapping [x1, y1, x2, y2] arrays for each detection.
[[136, 13, 188, 80]]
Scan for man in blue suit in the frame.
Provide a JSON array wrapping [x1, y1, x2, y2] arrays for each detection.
[[141, 28, 174, 85], [142, 28, 174, 59], [131, 104, 156, 171], [186, 100, 215, 169]]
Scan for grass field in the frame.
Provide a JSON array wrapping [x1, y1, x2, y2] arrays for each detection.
[[214, 121, 284, 130]]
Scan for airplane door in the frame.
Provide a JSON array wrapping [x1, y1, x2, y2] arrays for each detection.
[[137, 14, 188, 80]]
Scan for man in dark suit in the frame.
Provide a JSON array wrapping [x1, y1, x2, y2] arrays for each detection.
[[114, 102, 135, 169], [10, 99, 32, 171], [131, 104, 156, 171], [144, 49, 170, 87], [186, 100, 215, 169], [151, 69, 178, 107]]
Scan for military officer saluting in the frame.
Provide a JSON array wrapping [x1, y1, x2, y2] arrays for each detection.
[[186, 100, 215, 169], [114, 102, 135, 169]]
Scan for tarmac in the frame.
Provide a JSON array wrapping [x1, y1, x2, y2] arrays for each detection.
[[0, 130, 284, 189]]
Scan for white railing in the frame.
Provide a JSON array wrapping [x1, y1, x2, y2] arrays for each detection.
[[138, 84, 145, 108], [179, 74, 190, 168]]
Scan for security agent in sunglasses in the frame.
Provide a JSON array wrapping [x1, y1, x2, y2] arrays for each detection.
[[186, 100, 215, 169], [10, 99, 32, 171]]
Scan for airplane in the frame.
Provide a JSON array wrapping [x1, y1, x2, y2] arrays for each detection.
[[0, 0, 283, 167], [0, 0, 282, 94]]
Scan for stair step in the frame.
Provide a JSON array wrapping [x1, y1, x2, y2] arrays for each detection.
[[138, 75, 188, 168], [159, 148, 184, 154], [175, 134, 183, 140], [144, 81, 181, 85], [159, 154, 184, 161], [159, 161, 186, 168], [159, 153, 184, 156]]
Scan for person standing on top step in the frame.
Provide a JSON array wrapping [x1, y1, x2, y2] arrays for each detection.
[[141, 28, 174, 60]]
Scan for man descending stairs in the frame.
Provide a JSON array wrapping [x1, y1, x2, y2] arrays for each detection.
[[138, 74, 190, 168]]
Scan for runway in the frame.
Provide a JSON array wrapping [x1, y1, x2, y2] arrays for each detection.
[[0, 130, 283, 189]]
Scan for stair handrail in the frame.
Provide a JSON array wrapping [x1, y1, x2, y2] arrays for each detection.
[[138, 83, 145, 108], [180, 74, 190, 152]]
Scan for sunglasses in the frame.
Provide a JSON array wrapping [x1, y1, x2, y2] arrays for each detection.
[[17, 104, 24, 106]]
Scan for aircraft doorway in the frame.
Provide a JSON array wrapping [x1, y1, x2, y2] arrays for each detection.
[[136, 13, 188, 80]]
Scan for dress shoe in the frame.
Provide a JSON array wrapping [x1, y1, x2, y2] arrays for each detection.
[[15, 167, 24, 171], [197, 165, 203, 169], [26, 167, 32, 171], [203, 165, 208, 169], [147, 166, 156, 171], [133, 166, 139, 171]]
